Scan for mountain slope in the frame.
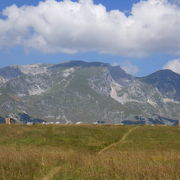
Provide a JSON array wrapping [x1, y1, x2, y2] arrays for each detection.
[[139, 69, 180, 101], [0, 61, 179, 125]]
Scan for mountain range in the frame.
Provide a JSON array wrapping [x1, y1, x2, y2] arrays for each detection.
[[0, 61, 179, 125]]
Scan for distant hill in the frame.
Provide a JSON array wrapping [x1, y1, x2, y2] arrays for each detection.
[[0, 61, 179, 125], [139, 69, 180, 101]]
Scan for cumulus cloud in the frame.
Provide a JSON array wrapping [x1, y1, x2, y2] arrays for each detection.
[[163, 59, 180, 74], [112, 61, 139, 75], [121, 61, 139, 75], [0, 0, 180, 57]]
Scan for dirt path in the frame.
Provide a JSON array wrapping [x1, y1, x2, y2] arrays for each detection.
[[42, 166, 61, 180], [42, 126, 140, 179], [98, 126, 140, 154]]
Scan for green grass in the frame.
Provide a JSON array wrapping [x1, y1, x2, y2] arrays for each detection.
[[0, 125, 131, 152], [112, 126, 180, 151], [0, 125, 179, 180]]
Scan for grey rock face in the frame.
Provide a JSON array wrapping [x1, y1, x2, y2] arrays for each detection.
[[139, 70, 180, 101], [0, 61, 179, 125]]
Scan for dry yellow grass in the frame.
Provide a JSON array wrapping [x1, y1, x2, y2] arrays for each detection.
[[0, 125, 179, 180], [0, 148, 179, 180]]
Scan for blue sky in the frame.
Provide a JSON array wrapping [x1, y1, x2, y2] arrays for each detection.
[[0, 0, 139, 12], [0, 0, 180, 76]]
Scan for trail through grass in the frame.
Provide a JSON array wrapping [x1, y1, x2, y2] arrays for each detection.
[[42, 167, 61, 180], [43, 126, 139, 180], [98, 126, 140, 154], [0, 125, 179, 180]]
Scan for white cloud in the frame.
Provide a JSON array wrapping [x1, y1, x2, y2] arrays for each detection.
[[163, 59, 180, 74], [112, 61, 139, 75], [121, 61, 139, 75], [0, 0, 180, 57]]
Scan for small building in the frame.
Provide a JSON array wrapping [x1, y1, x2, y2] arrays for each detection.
[[5, 118, 11, 125], [93, 121, 106, 125], [26, 122, 34, 125], [76, 122, 83, 125], [5, 117, 15, 125], [55, 121, 60, 124]]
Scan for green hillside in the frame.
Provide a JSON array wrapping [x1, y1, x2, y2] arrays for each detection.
[[0, 125, 179, 180]]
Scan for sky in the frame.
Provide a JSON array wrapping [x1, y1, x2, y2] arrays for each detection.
[[0, 0, 180, 76]]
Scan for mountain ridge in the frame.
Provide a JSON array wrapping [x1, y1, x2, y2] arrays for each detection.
[[0, 61, 179, 125]]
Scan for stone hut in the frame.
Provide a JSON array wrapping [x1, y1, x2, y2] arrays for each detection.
[[5, 117, 16, 125]]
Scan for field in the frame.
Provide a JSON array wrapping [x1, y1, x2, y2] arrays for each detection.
[[0, 125, 179, 180]]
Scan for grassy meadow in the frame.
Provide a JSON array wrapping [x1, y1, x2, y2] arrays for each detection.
[[0, 125, 179, 180]]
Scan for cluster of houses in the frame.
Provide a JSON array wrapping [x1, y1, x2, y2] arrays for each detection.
[[0, 118, 108, 125], [0, 113, 179, 126], [27, 121, 61, 125]]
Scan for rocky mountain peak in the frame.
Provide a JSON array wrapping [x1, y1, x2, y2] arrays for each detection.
[[139, 69, 180, 101], [0, 61, 179, 125]]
